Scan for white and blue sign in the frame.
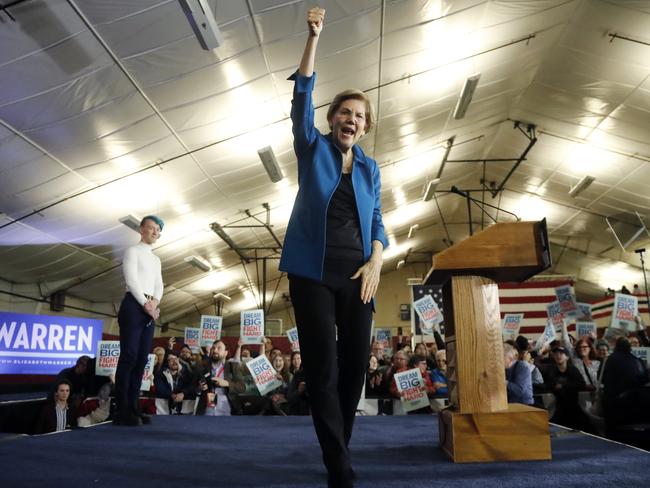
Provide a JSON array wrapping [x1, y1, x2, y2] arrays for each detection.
[[0, 312, 102, 375]]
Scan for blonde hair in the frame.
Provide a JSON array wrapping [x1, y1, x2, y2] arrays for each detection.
[[327, 89, 375, 134]]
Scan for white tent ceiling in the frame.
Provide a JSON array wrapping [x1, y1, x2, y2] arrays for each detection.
[[2, 0, 650, 325]]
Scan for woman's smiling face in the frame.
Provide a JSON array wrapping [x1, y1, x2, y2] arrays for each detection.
[[329, 98, 367, 152]]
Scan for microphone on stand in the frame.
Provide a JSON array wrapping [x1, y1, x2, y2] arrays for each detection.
[[448, 186, 521, 222]]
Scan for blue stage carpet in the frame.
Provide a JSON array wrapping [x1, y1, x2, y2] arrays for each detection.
[[1, 415, 647, 487]]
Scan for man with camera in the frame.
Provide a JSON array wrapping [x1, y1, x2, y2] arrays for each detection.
[[196, 340, 245, 415]]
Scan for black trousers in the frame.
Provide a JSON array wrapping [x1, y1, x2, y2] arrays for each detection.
[[115, 293, 155, 413], [289, 258, 372, 475]]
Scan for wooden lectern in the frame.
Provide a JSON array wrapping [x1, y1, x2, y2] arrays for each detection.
[[424, 220, 552, 463]]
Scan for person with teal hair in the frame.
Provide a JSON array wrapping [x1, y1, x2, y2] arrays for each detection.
[[114, 215, 164, 426]]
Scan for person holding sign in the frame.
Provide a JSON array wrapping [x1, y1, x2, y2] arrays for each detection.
[[278, 8, 388, 487], [114, 215, 164, 426], [572, 339, 600, 389]]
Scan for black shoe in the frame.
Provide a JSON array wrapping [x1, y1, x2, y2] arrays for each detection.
[[130, 406, 152, 425], [112, 411, 142, 426], [327, 469, 354, 488], [138, 413, 152, 425]]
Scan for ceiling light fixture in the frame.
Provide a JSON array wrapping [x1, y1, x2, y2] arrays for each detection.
[[422, 178, 440, 202], [452, 73, 481, 120], [178, 0, 223, 50], [257, 146, 284, 183], [568, 175, 595, 198], [119, 215, 141, 233], [213, 292, 232, 302], [396, 260, 405, 270], [408, 224, 419, 239], [184, 255, 212, 272]]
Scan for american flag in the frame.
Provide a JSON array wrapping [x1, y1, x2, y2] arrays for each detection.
[[498, 278, 574, 337], [412, 277, 581, 341]]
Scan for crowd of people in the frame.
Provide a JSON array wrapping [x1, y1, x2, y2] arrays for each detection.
[[33, 320, 649, 442], [363, 316, 650, 438], [34, 336, 309, 433]]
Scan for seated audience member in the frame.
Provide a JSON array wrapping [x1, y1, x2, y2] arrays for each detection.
[[77, 382, 112, 427], [430, 350, 448, 395], [425, 342, 438, 371], [287, 365, 310, 415], [414, 343, 428, 358], [542, 345, 588, 430], [269, 347, 283, 362], [55, 355, 90, 407], [398, 343, 413, 356], [198, 340, 245, 415], [365, 354, 385, 398], [289, 351, 302, 379], [226, 362, 267, 416], [371, 340, 388, 366], [35, 379, 77, 434], [264, 354, 290, 415], [152, 346, 166, 375], [595, 340, 609, 361], [503, 343, 533, 405], [154, 352, 195, 414], [515, 335, 544, 387], [602, 337, 650, 433], [404, 354, 434, 414], [387, 350, 409, 398], [573, 338, 600, 390], [241, 347, 253, 362], [633, 314, 650, 345], [409, 354, 435, 397], [179, 344, 197, 368], [263, 337, 274, 360]]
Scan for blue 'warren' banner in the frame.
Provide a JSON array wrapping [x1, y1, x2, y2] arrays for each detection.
[[0, 312, 102, 375]]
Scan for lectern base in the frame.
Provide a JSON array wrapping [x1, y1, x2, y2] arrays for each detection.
[[438, 403, 551, 463]]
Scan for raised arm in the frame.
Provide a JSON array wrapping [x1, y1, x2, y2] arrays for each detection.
[[299, 7, 325, 76]]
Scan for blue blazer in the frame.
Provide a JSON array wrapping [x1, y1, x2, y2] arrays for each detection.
[[279, 72, 389, 281]]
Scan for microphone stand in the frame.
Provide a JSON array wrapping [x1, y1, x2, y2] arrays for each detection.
[[449, 187, 520, 236], [635, 248, 650, 324]]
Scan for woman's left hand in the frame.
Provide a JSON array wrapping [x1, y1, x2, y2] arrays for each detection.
[[350, 258, 382, 304]]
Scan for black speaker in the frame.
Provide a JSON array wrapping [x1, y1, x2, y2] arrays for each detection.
[[50, 291, 66, 312]]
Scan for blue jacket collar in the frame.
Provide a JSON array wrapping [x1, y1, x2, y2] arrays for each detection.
[[325, 133, 368, 167]]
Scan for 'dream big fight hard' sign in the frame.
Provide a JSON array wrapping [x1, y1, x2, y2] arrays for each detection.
[[246, 355, 282, 395], [240, 309, 264, 344]]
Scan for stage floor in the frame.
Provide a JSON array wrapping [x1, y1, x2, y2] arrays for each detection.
[[1, 415, 647, 487]]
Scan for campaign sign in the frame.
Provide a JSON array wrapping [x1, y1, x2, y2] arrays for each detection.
[[535, 320, 556, 350], [286, 327, 300, 351], [200, 315, 222, 348], [184, 327, 201, 353], [240, 309, 264, 345], [576, 321, 597, 339], [546, 301, 564, 332], [555, 284, 578, 318], [140, 353, 156, 391], [0, 312, 102, 375], [394, 368, 430, 412], [631, 347, 650, 366], [611, 293, 637, 330], [577, 302, 593, 321], [502, 314, 524, 341], [412, 295, 443, 334], [245, 355, 283, 396], [375, 328, 391, 349], [96, 341, 120, 376]]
